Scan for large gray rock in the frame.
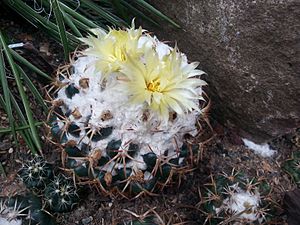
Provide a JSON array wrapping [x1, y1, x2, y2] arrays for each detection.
[[148, 0, 300, 142]]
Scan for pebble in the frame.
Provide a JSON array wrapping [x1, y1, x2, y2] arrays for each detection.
[[81, 216, 93, 224], [8, 147, 14, 154]]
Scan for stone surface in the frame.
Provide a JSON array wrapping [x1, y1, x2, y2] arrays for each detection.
[[284, 188, 300, 225], [147, 0, 300, 142]]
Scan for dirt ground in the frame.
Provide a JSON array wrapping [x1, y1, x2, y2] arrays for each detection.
[[0, 4, 299, 225]]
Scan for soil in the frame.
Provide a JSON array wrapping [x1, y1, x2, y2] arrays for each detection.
[[0, 3, 299, 225]]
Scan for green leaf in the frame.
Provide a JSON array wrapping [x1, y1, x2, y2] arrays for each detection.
[[119, 1, 159, 27], [0, 31, 41, 153], [58, 2, 99, 30], [134, 0, 180, 28], [3, 0, 79, 49], [10, 49, 52, 82], [0, 42, 17, 145], [62, 10, 83, 37], [80, 0, 128, 27], [52, 0, 70, 60], [0, 94, 36, 152], [18, 66, 49, 113]]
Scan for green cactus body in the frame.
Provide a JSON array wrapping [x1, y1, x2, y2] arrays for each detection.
[[44, 174, 79, 212], [282, 151, 300, 185], [1, 194, 56, 225], [18, 156, 53, 189], [201, 170, 272, 224], [49, 24, 206, 195], [0, 198, 25, 225]]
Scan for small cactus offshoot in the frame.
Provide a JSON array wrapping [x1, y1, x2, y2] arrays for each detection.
[[0, 198, 26, 225], [18, 156, 53, 189], [200, 169, 272, 224], [44, 174, 79, 212], [282, 151, 300, 185], [0, 194, 56, 225]]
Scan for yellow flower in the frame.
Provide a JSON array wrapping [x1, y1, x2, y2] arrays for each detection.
[[121, 48, 207, 121], [79, 22, 143, 75]]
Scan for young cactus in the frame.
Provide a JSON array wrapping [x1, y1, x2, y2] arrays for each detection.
[[44, 174, 79, 212], [18, 156, 53, 189], [49, 22, 207, 195], [0, 198, 26, 225], [200, 169, 272, 224], [1, 194, 56, 225], [282, 151, 300, 185]]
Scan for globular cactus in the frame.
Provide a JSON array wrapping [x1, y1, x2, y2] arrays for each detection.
[[0, 198, 26, 225], [49, 21, 207, 195], [18, 156, 53, 189], [44, 174, 79, 212], [200, 169, 272, 224], [0, 194, 56, 225], [282, 151, 300, 185]]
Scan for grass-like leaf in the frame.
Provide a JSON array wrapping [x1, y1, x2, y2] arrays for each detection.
[[79, 0, 128, 27], [134, 0, 180, 28], [62, 10, 83, 37], [58, 2, 99, 30], [10, 49, 52, 82], [119, 0, 159, 27], [51, 0, 70, 60], [0, 31, 41, 154], [0, 122, 44, 133], [3, 0, 79, 49], [18, 66, 48, 113], [4, 0, 179, 57], [0, 94, 36, 152], [0, 42, 18, 145]]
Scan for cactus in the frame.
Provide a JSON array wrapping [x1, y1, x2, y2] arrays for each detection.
[[49, 22, 207, 195], [0, 194, 56, 225], [0, 198, 26, 225], [282, 151, 300, 185], [200, 169, 272, 224], [44, 174, 79, 212], [18, 156, 53, 189]]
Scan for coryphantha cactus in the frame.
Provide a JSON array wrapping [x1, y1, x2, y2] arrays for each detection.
[[0, 198, 26, 225], [282, 151, 300, 185], [200, 169, 272, 224], [49, 21, 207, 195], [1, 194, 56, 225], [44, 174, 79, 212], [18, 156, 53, 189]]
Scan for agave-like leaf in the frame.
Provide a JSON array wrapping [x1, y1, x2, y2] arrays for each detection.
[[51, 0, 70, 60], [0, 42, 17, 144], [0, 31, 41, 154]]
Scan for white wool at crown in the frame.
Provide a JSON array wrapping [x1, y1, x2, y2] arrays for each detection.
[[216, 184, 262, 222], [55, 34, 202, 171]]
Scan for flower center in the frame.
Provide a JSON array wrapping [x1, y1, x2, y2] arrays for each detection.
[[114, 47, 127, 62], [119, 51, 126, 61], [147, 78, 160, 92]]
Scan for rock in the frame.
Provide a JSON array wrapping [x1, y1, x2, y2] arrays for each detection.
[[147, 0, 300, 143], [283, 188, 300, 225], [81, 216, 93, 224]]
